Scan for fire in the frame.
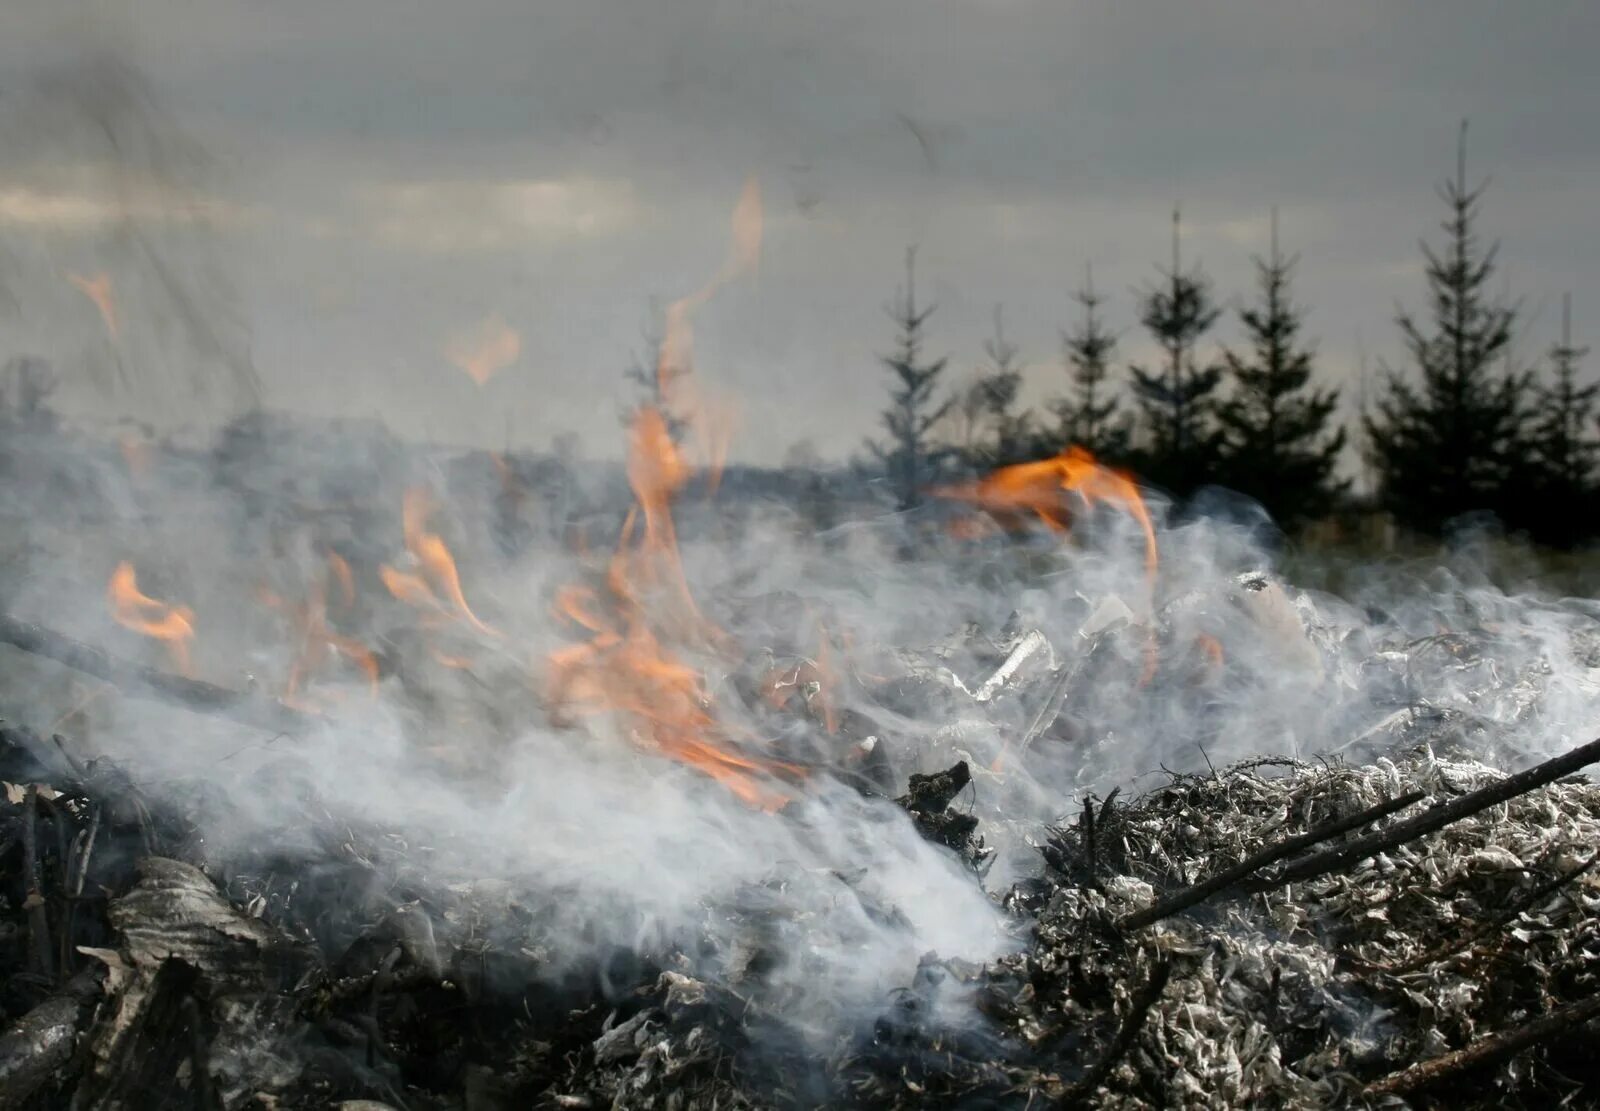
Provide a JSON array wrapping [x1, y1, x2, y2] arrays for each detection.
[[938, 445, 1159, 576], [68, 272, 119, 342], [547, 177, 799, 809], [107, 562, 194, 676], [549, 404, 800, 810], [259, 553, 380, 709], [381, 488, 500, 639], [941, 446, 1164, 691], [655, 176, 761, 472], [445, 314, 521, 386], [119, 434, 153, 479], [1191, 633, 1227, 686]]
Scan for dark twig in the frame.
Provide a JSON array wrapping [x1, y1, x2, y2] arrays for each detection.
[[1120, 789, 1426, 929], [1363, 993, 1600, 1096], [0, 611, 312, 735], [1054, 958, 1171, 1108], [20, 785, 52, 981], [72, 805, 101, 899], [1244, 734, 1600, 894], [1080, 797, 1097, 877], [180, 996, 216, 1111]]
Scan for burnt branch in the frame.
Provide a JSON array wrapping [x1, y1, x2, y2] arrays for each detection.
[[1363, 993, 1600, 1097], [1120, 789, 1426, 929], [1242, 734, 1600, 894], [1053, 958, 1172, 1108], [0, 611, 312, 735]]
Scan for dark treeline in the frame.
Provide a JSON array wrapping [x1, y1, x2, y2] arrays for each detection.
[[854, 123, 1599, 548]]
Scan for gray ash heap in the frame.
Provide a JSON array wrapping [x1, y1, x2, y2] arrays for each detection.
[[3, 398, 1600, 1109]]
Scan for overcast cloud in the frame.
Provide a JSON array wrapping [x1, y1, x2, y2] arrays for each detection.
[[2, 0, 1597, 465]]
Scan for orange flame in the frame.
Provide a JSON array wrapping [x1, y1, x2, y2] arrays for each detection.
[[547, 178, 796, 808], [381, 488, 499, 639], [445, 314, 521, 386], [1192, 633, 1226, 685], [655, 176, 761, 481], [119, 435, 153, 480], [69, 272, 119, 342], [260, 554, 379, 709], [941, 446, 1164, 692], [938, 445, 1159, 577], [107, 562, 194, 676]]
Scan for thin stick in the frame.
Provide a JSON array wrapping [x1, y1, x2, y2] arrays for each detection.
[[20, 785, 52, 980], [1363, 993, 1600, 1096], [1120, 789, 1426, 930], [1244, 734, 1600, 894], [0, 611, 312, 735], [1053, 959, 1171, 1108], [181, 995, 217, 1111], [73, 805, 101, 898]]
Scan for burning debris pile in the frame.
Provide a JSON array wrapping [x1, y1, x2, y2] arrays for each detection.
[[1, 671, 1599, 1108], [4, 180, 1600, 1110]]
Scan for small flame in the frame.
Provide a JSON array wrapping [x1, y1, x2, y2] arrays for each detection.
[[1191, 633, 1226, 686], [119, 434, 153, 479], [942, 446, 1163, 693], [107, 562, 194, 676], [69, 272, 119, 342], [326, 551, 356, 611], [656, 176, 762, 477], [938, 445, 1159, 577], [382, 488, 500, 639], [260, 554, 380, 709], [445, 314, 521, 386]]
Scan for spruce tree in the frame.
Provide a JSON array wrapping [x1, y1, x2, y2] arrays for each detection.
[[621, 303, 689, 444], [1128, 208, 1225, 492], [867, 247, 954, 509], [1524, 294, 1599, 546], [1215, 210, 1348, 525], [1053, 264, 1129, 460], [1364, 123, 1530, 535], [968, 305, 1030, 466]]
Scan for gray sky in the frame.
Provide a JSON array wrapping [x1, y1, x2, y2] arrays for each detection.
[[2, 0, 1598, 465]]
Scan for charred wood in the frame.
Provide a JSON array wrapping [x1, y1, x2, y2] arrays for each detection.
[[0, 967, 103, 1109], [1242, 733, 1600, 894], [1052, 958, 1171, 1108], [1363, 992, 1600, 1097], [0, 612, 312, 735], [1119, 788, 1426, 929]]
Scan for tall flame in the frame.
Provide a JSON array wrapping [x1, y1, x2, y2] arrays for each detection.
[[655, 175, 761, 477], [107, 562, 194, 676], [548, 177, 797, 808]]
